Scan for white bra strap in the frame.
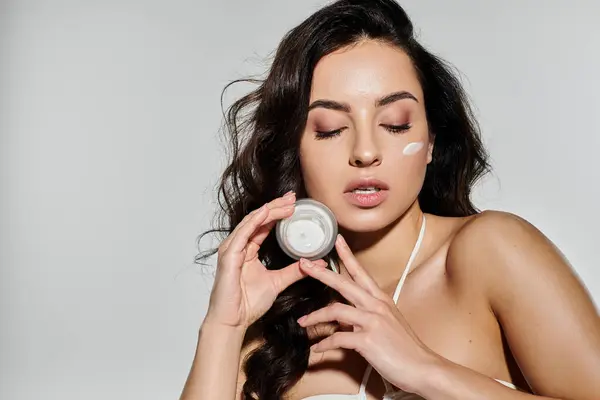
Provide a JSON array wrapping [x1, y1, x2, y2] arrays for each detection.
[[327, 215, 426, 286], [328, 258, 338, 273], [358, 364, 372, 396], [392, 215, 426, 304], [356, 215, 427, 397], [329, 256, 373, 396]]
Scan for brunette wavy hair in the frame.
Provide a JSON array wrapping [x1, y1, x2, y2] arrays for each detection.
[[196, 1, 490, 398]]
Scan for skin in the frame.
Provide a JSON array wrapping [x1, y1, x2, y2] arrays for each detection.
[[180, 40, 600, 400]]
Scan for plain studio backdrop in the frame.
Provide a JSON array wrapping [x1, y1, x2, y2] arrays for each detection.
[[1, 0, 599, 398]]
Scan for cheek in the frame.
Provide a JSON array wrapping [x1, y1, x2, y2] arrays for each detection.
[[400, 137, 433, 164], [387, 139, 429, 184], [402, 141, 425, 156], [386, 135, 428, 161], [299, 140, 340, 196]]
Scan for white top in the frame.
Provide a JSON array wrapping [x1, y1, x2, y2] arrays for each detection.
[[302, 379, 516, 400], [300, 215, 518, 400]]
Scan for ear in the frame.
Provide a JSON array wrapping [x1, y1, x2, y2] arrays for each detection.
[[426, 139, 434, 164]]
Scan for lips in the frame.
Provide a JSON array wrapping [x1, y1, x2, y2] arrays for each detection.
[[344, 177, 390, 193]]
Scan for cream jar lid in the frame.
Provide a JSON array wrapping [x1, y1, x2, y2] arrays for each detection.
[[275, 198, 338, 261]]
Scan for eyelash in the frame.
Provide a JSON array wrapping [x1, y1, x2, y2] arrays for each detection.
[[315, 123, 412, 139]]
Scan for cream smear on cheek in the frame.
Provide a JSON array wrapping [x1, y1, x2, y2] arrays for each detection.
[[402, 141, 424, 156]]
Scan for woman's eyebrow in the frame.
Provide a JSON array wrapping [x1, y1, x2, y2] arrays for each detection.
[[308, 90, 418, 113]]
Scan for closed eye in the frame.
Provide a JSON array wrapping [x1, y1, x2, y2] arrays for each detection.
[[315, 123, 411, 139], [382, 123, 411, 134], [315, 127, 346, 140]]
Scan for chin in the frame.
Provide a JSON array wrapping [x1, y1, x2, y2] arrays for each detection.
[[335, 205, 402, 234]]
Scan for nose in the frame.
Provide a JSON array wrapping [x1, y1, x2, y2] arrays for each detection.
[[349, 129, 382, 167]]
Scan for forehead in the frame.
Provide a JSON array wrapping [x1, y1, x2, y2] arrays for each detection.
[[309, 40, 423, 103]]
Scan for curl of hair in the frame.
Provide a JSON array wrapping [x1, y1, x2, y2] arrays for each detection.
[[196, 1, 490, 398]]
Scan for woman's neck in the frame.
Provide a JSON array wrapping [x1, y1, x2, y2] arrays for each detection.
[[339, 202, 426, 292]]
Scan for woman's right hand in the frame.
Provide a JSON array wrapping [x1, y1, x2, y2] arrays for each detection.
[[203, 191, 327, 331]]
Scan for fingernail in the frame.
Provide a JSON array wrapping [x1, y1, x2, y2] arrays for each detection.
[[297, 316, 307, 324], [284, 191, 296, 197], [300, 258, 313, 268], [336, 234, 345, 246]]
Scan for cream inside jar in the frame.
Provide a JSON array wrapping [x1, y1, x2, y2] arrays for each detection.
[[276, 198, 338, 260]]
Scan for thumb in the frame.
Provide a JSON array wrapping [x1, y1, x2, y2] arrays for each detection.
[[271, 259, 328, 293]]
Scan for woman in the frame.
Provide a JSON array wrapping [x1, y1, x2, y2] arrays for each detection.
[[180, 1, 600, 399]]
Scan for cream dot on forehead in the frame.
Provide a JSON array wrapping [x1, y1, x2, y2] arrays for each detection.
[[403, 141, 424, 156]]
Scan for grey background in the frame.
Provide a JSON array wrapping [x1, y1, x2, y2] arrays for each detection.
[[1, 0, 598, 398]]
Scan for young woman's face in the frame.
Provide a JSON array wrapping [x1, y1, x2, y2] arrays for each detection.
[[300, 40, 432, 232]]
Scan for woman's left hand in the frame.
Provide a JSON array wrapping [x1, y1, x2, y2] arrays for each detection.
[[297, 234, 440, 395]]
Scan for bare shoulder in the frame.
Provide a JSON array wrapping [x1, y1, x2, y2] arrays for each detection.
[[449, 209, 548, 252], [444, 210, 600, 398], [444, 208, 594, 301], [445, 209, 566, 288]]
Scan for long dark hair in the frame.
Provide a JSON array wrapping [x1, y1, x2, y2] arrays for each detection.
[[197, 1, 490, 398]]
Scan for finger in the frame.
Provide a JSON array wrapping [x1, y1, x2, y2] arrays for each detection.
[[299, 258, 376, 308], [221, 192, 296, 252], [335, 235, 386, 299], [219, 207, 262, 253], [267, 190, 296, 208], [223, 192, 295, 249], [250, 220, 277, 243], [225, 205, 271, 255], [253, 204, 295, 240], [244, 221, 277, 261], [311, 331, 364, 353], [270, 259, 327, 293], [297, 302, 369, 329], [244, 204, 296, 259]]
